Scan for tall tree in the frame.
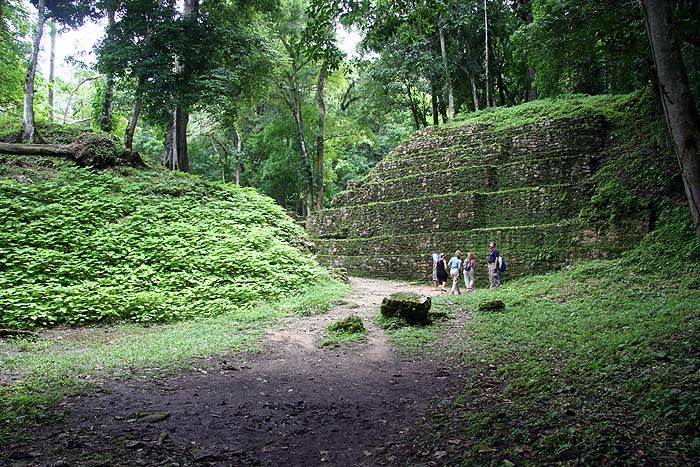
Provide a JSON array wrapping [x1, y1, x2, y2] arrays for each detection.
[[438, 25, 455, 120], [483, 0, 493, 107], [99, 1, 115, 132], [22, 0, 92, 142], [48, 21, 56, 121], [22, 0, 46, 141], [96, 0, 179, 151], [162, 0, 199, 172], [306, 0, 344, 211], [278, 32, 315, 216], [641, 0, 700, 239]]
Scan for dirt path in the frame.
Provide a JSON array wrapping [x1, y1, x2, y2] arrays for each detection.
[[4, 278, 467, 467]]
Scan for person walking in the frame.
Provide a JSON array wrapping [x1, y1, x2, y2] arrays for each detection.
[[463, 252, 476, 291], [435, 253, 448, 292], [487, 241, 500, 289], [431, 252, 440, 290], [448, 250, 463, 295]]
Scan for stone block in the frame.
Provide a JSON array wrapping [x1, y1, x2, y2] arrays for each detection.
[[380, 292, 431, 324]]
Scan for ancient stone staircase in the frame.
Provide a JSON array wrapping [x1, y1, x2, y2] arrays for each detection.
[[307, 116, 644, 283]]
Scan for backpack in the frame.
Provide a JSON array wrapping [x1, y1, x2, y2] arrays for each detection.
[[464, 260, 472, 272], [498, 256, 507, 272]]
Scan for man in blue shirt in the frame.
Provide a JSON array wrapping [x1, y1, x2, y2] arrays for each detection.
[[487, 241, 500, 289]]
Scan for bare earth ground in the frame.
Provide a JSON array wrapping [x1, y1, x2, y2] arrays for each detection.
[[2, 278, 472, 467]]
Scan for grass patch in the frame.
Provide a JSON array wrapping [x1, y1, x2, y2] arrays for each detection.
[[451, 93, 632, 130], [374, 299, 453, 351], [438, 212, 700, 466], [375, 314, 439, 352], [0, 280, 349, 447]]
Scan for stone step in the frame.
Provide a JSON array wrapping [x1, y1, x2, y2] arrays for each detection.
[[378, 115, 606, 173], [370, 145, 594, 184], [332, 153, 598, 207], [310, 183, 592, 239]]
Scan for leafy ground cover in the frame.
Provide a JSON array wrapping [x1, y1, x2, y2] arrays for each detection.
[[411, 207, 700, 466], [0, 156, 331, 328]]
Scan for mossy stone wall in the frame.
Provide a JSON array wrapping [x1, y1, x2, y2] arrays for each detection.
[[308, 116, 644, 282]]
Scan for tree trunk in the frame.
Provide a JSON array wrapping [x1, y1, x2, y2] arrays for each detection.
[[526, 66, 538, 101], [497, 67, 507, 106], [48, 21, 56, 122], [0, 141, 143, 167], [162, 0, 198, 173], [406, 83, 421, 130], [162, 117, 176, 169], [101, 6, 116, 133], [642, 0, 700, 239], [162, 108, 190, 172], [461, 45, 481, 111], [470, 74, 480, 111], [430, 76, 439, 126], [287, 75, 314, 216], [316, 67, 327, 212], [233, 128, 243, 185], [484, 0, 493, 108], [124, 78, 144, 151], [438, 27, 455, 120], [175, 107, 190, 172], [437, 93, 448, 123], [23, 0, 46, 142]]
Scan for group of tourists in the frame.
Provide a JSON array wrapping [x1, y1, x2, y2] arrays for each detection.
[[431, 241, 504, 294]]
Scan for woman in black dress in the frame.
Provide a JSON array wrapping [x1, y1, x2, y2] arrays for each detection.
[[435, 253, 448, 292]]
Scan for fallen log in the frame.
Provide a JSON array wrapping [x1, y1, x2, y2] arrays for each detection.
[[0, 134, 144, 168], [0, 141, 75, 157]]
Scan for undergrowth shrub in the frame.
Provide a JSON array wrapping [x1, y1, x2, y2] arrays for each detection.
[[0, 160, 330, 328]]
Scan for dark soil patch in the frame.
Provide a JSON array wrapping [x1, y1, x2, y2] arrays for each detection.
[[1, 278, 468, 467]]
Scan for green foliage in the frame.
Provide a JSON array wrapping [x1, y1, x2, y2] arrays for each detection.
[[0, 158, 332, 328], [0, 1, 29, 115], [514, 0, 650, 97]]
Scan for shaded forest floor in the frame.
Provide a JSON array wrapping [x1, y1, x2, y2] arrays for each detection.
[[2, 278, 471, 467]]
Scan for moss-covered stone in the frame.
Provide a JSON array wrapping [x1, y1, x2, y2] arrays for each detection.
[[477, 299, 506, 312], [327, 315, 366, 334], [380, 292, 431, 324]]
